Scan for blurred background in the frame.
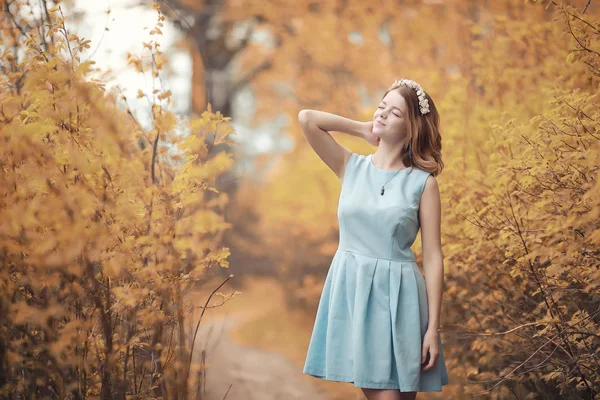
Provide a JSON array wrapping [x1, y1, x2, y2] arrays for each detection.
[[1, 0, 599, 399]]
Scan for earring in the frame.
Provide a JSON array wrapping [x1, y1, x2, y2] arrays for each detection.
[[408, 143, 413, 160]]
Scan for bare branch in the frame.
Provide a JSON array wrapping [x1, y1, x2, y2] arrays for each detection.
[[230, 59, 273, 94]]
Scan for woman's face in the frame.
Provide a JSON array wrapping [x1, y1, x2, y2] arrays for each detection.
[[372, 89, 408, 140]]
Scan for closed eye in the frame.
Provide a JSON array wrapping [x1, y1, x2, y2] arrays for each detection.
[[381, 100, 405, 116], [379, 105, 400, 117]]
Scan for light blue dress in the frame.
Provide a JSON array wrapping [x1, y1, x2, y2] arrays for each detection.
[[302, 152, 450, 392]]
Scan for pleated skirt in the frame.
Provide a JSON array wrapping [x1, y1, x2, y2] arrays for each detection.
[[302, 249, 449, 391]]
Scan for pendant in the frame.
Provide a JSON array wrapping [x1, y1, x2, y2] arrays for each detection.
[[380, 186, 385, 196]]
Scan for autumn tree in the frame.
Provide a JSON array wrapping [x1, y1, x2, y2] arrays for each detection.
[[0, 1, 239, 398], [440, 1, 600, 398]]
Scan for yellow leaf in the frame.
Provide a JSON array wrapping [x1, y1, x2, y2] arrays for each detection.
[[157, 90, 172, 100]]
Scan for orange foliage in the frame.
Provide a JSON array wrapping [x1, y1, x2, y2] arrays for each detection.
[[0, 2, 239, 398], [438, 3, 600, 397]]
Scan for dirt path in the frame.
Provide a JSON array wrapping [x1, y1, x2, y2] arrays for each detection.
[[191, 310, 330, 400]]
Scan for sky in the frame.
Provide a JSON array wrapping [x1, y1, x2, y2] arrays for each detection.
[[64, 0, 287, 157], [66, 0, 191, 123]]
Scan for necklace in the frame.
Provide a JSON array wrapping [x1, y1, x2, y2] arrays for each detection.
[[371, 154, 407, 196]]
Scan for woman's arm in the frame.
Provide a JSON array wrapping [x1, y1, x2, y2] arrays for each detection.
[[419, 175, 444, 333], [297, 109, 371, 180], [419, 174, 444, 371]]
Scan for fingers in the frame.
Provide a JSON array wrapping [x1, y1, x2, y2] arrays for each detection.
[[421, 349, 439, 372], [421, 344, 429, 364]]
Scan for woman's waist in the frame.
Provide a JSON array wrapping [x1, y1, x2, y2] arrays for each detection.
[[336, 247, 417, 263]]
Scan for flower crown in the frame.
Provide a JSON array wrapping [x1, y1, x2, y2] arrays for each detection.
[[389, 78, 430, 115]]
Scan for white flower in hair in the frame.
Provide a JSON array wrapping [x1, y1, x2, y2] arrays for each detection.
[[389, 78, 431, 115]]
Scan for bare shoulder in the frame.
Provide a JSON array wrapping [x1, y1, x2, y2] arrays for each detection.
[[420, 172, 440, 205], [424, 172, 438, 188]]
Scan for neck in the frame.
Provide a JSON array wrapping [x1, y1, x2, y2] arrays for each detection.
[[373, 145, 407, 170]]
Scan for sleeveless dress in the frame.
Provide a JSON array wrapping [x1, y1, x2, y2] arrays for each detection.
[[302, 152, 450, 392]]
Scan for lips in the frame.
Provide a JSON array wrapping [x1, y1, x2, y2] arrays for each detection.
[[376, 120, 386, 126]]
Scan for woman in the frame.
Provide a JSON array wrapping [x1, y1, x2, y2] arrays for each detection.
[[299, 78, 449, 400]]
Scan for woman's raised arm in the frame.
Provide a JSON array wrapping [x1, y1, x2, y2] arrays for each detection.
[[297, 109, 372, 181]]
